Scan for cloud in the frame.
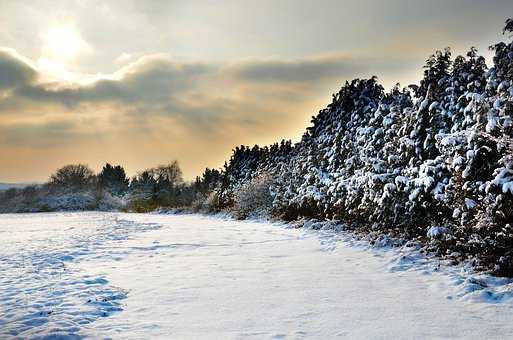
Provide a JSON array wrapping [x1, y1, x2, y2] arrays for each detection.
[[14, 55, 210, 108], [0, 120, 82, 147], [230, 55, 360, 83], [1, 50, 380, 132], [0, 48, 37, 90], [0, 46, 421, 180], [2, 50, 377, 109]]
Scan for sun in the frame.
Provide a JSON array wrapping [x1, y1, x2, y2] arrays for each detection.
[[42, 25, 89, 61], [38, 24, 92, 83]]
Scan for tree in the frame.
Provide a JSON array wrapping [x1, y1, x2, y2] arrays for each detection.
[[49, 164, 95, 190], [418, 48, 452, 99], [194, 168, 222, 194], [154, 161, 183, 187], [152, 161, 184, 205], [128, 161, 185, 209], [98, 163, 129, 195], [503, 18, 513, 35]]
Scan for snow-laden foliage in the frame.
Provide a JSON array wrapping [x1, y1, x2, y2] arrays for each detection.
[[215, 21, 513, 276], [233, 173, 274, 219]]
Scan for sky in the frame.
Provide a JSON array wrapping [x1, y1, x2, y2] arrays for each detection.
[[0, 0, 512, 182]]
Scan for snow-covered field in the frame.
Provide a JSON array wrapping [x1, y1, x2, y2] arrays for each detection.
[[1, 212, 513, 339]]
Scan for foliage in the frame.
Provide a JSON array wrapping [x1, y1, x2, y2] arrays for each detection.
[[98, 163, 129, 196], [127, 161, 187, 211], [233, 173, 274, 219], [49, 164, 95, 190]]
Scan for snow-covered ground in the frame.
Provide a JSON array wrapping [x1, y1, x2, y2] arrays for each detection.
[[1, 212, 513, 339]]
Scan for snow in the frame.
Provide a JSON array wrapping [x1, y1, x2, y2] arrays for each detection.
[[2, 212, 513, 339], [502, 182, 513, 194], [419, 98, 430, 111], [465, 198, 477, 209], [428, 101, 439, 112], [493, 98, 503, 110], [453, 208, 461, 218], [394, 175, 409, 186], [427, 226, 449, 239], [486, 115, 498, 133], [452, 155, 465, 168], [497, 80, 509, 93], [490, 168, 513, 194]]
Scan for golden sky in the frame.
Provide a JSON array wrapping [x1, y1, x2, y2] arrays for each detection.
[[0, 0, 511, 182]]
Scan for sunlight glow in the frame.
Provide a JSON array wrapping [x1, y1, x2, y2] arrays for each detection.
[[38, 25, 94, 83], [42, 25, 89, 61]]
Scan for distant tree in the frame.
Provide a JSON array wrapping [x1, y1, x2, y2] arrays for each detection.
[[154, 161, 183, 187], [128, 160, 185, 210], [152, 161, 184, 205], [3, 187, 18, 200], [98, 163, 129, 195], [129, 170, 157, 201], [503, 18, 513, 35], [21, 185, 37, 196], [49, 164, 95, 190], [194, 168, 222, 194]]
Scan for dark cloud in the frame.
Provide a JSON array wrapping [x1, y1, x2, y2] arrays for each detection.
[[2, 50, 385, 112], [1, 50, 382, 131], [15, 55, 211, 109], [231, 55, 361, 83], [0, 49, 37, 90]]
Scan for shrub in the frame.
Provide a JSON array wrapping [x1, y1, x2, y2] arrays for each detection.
[[191, 191, 222, 213], [233, 173, 273, 219]]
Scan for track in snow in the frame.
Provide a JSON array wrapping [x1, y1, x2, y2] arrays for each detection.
[[1, 212, 513, 339]]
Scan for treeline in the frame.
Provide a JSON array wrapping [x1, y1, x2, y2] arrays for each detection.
[[206, 19, 513, 276], [0, 161, 221, 213]]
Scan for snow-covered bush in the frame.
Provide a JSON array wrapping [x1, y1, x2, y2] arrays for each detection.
[[233, 173, 274, 219], [38, 192, 98, 211], [190, 191, 222, 213]]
